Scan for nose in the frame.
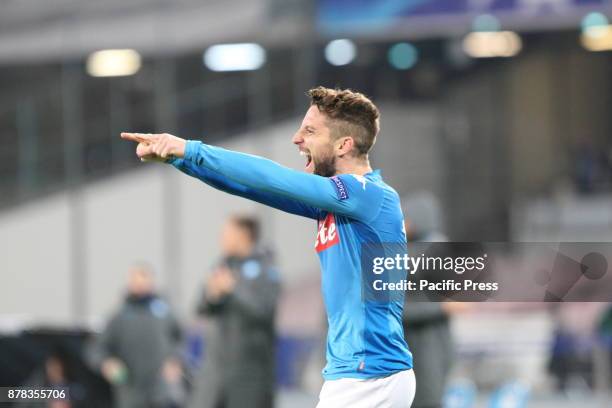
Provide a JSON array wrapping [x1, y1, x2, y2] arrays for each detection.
[[292, 132, 303, 146]]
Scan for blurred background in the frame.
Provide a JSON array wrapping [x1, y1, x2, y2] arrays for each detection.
[[1, 0, 612, 407]]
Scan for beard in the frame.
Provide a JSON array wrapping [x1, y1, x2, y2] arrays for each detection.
[[313, 149, 337, 177]]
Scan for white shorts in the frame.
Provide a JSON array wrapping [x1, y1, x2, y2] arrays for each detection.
[[316, 369, 416, 408]]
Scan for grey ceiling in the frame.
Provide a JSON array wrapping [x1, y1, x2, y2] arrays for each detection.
[[0, 0, 310, 63]]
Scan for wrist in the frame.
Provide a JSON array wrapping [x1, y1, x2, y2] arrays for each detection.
[[183, 140, 201, 163], [165, 139, 190, 164]]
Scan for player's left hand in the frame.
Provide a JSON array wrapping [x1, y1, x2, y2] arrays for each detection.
[[121, 132, 187, 162]]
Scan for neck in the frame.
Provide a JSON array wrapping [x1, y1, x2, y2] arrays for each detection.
[[335, 156, 372, 176], [228, 244, 254, 259]]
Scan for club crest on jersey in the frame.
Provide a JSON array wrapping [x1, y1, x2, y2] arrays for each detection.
[[315, 213, 340, 252]]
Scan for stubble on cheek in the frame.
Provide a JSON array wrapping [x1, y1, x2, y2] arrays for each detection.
[[313, 149, 337, 177]]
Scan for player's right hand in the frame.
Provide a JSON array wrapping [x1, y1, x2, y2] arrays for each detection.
[[121, 132, 187, 162]]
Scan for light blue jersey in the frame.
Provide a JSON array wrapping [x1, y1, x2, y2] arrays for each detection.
[[171, 141, 413, 380]]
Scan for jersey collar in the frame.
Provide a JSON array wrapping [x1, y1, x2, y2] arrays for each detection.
[[366, 169, 382, 180]]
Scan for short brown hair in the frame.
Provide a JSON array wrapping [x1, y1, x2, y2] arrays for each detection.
[[231, 215, 260, 243], [307, 86, 380, 156]]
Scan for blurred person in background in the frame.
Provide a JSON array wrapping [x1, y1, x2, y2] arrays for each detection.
[[88, 264, 185, 408], [573, 137, 598, 194], [597, 303, 612, 387], [572, 137, 611, 194], [189, 215, 280, 408], [547, 302, 609, 393], [22, 348, 81, 408], [402, 193, 458, 408]]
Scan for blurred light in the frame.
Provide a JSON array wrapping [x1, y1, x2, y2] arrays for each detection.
[[581, 25, 612, 51], [204, 43, 266, 72], [86, 49, 141, 77], [581, 12, 609, 31], [462, 31, 522, 58], [324, 39, 357, 66], [388, 42, 418, 70], [472, 14, 501, 32]]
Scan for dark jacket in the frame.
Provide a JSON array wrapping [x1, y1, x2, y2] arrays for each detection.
[[89, 294, 183, 408], [189, 250, 280, 408], [403, 237, 454, 408], [402, 194, 454, 408], [403, 293, 453, 408]]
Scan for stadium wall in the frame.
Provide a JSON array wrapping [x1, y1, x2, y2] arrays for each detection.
[[0, 103, 442, 327]]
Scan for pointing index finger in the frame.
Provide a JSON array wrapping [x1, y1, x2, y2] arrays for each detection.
[[121, 132, 156, 143]]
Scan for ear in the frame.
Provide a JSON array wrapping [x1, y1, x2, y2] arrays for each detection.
[[335, 136, 355, 157]]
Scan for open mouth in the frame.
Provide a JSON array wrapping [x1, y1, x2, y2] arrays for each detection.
[[300, 150, 314, 172]]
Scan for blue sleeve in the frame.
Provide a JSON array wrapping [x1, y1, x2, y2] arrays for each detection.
[[175, 140, 384, 222], [170, 155, 319, 219]]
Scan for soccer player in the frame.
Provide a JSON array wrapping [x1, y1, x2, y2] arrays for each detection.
[[121, 87, 415, 407]]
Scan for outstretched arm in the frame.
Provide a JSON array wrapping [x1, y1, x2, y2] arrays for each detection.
[[121, 133, 384, 221], [171, 157, 319, 219], [121, 132, 318, 219]]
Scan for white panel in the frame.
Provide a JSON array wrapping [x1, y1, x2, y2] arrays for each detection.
[[371, 104, 442, 198], [84, 167, 166, 324], [0, 195, 72, 326]]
